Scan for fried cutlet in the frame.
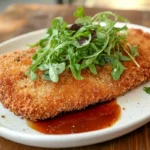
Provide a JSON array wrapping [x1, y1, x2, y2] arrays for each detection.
[[0, 29, 150, 121]]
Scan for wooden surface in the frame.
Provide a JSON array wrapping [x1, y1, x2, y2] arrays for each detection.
[[0, 4, 150, 150]]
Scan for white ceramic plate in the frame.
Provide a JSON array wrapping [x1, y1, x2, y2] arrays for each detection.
[[0, 23, 150, 148]]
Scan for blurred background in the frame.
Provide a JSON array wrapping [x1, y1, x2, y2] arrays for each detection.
[[0, 0, 149, 43], [0, 0, 149, 12]]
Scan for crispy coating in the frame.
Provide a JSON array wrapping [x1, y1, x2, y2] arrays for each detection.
[[0, 29, 150, 121]]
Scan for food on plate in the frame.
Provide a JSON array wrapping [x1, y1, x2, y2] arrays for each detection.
[[27, 100, 121, 134], [0, 7, 150, 121], [144, 87, 150, 94]]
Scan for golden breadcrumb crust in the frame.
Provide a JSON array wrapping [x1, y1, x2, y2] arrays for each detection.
[[0, 29, 150, 121]]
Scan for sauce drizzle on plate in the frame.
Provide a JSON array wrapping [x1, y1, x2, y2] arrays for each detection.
[[27, 99, 121, 134]]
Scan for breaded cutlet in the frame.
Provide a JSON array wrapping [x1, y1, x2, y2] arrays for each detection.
[[0, 29, 150, 121]]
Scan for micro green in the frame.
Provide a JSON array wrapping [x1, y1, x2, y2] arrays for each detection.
[[27, 6, 139, 82], [143, 87, 150, 94]]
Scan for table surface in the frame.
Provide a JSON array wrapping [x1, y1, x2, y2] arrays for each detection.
[[0, 4, 150, 150]]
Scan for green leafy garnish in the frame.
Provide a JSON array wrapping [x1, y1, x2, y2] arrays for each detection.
[[27, 6, 139, 82], [144, 87, 150, 94], [111, 60, 126, 80]]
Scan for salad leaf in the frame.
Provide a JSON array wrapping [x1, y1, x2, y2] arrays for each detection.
[[74, 6, 85, 18], [143, 87, 150, 94], [27, 7, 139, 83], [111, 60, 126, 80]]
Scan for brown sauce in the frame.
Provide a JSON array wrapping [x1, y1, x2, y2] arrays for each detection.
[[27, 99, 121, 134]]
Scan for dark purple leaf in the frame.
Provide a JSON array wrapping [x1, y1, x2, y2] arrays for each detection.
[[69, 24, 82, 31]]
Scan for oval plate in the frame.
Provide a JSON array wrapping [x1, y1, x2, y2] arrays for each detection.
[[0, 23, 150, 148]]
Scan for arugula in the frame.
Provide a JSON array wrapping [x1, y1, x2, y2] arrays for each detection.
[[27, 6, 139, 82], [144, 87, 150, 94]]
